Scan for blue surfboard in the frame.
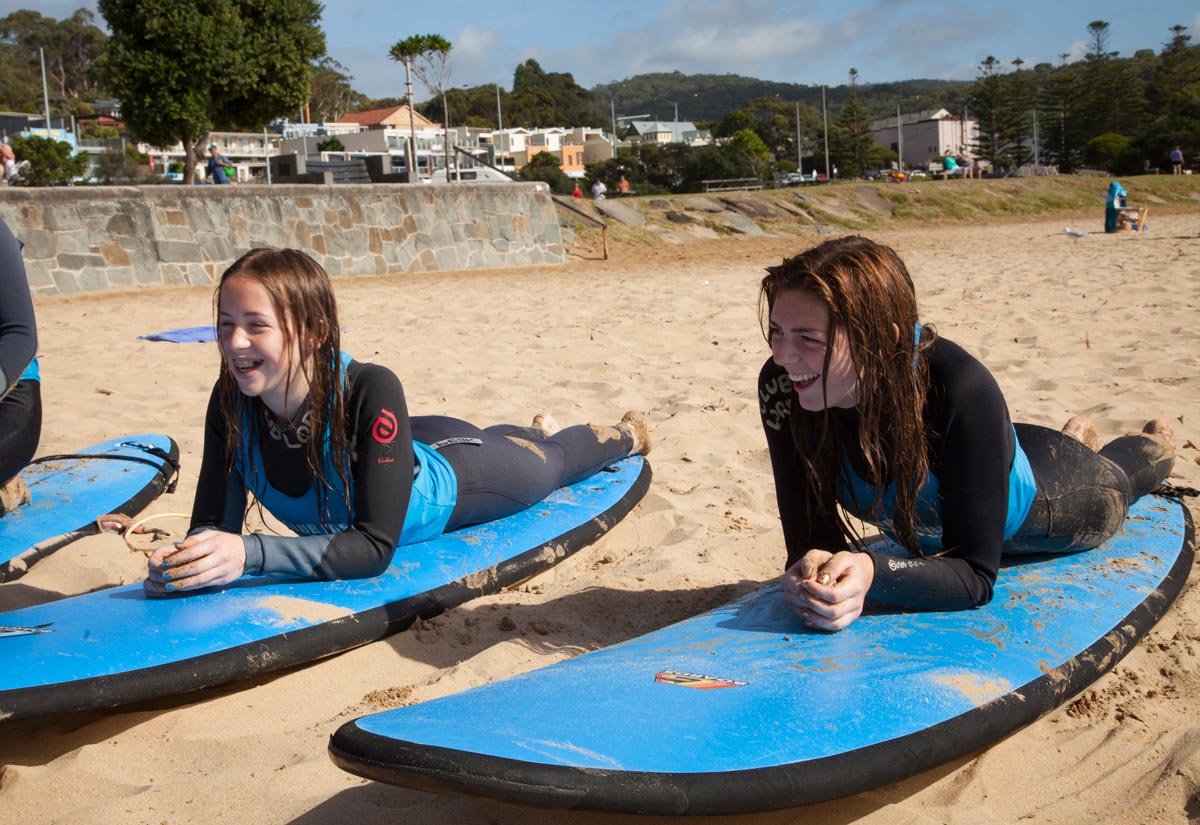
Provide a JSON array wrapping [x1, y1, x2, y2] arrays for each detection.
[[0, 434, 180, 580], [0, 456, 649, 721], [329, 494, 1193, 815]]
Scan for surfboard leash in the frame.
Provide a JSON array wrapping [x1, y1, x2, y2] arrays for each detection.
[[1153, 482, 1199, 500]]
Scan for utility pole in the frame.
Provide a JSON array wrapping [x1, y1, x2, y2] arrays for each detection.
[[404, 57, 418, 181], [39, 47, 51, 134], [795, 101, 802, 176], [495, 83, 503, 168], [897, 105, 903, 170], [821, 85, 830, 179]]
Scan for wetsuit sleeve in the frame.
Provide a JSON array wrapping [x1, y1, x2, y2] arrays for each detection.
[[189, 384, 247, 535], [758, 357, 848, 568], [247, 362, 413, 580], [863, 339, 1010, 610], [0, 219, 36, 390]]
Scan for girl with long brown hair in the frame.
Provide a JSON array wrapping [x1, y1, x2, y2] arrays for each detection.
[[144, 248, 649, 595], [758, 235, 1174, 631]]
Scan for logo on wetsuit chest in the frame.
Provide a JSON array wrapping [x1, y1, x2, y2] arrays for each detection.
[[373, 408, 398, 444]]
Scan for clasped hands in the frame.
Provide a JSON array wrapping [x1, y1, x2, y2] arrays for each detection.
[[780, 549, 875, 632], [144, 529, 247, 596]]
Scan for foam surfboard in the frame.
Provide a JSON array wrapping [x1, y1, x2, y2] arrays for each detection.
[[0, 434, 180, 580], [329, 493, 1193, 815], [0, 456, 650, 722]]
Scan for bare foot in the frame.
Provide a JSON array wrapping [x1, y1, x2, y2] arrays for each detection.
[[0, 475, 31, 516], [1141, 418, 1176, 448], [1061, 415, 1100, 451], [532, 413, 560, 436], [619, 411, 652, 457]]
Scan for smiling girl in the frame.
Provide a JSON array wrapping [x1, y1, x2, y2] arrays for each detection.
[[757, 236, 1175, 631], [145, 248, 649, 595]]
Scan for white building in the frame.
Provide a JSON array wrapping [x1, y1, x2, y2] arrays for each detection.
[[868, 108, 978, 169]]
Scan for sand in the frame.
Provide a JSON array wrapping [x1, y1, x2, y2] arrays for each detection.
[[2, 212, 1199, 824]]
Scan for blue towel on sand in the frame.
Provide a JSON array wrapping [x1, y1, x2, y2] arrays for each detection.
[[138, 326, 217, 344]]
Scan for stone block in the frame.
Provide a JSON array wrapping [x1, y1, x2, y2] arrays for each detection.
[[51, 269, 81, 294], [20, 228, 57, 260], [95, 241, 132, 267], [156, 240, 204, 263], [59, 252, 108, 270]]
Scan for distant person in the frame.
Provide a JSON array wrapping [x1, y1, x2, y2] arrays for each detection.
[[0, 217, 41, 515], [572, 182, 582, 198], [205, 144, 235, 185], [1170, 146, 1184, 175], [617, 175, 631, 195], [591, 178, 607, 201], [942, 156, 958, 177], [1105, 181, 1126, 233], [0, 144, 16, 185]]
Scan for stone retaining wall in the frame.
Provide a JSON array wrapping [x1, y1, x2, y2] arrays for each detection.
[[0, 182, 565, 296]]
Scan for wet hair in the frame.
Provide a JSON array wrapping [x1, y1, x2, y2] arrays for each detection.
[[214, 248, 350, 529], [759, 235, 934, 555]]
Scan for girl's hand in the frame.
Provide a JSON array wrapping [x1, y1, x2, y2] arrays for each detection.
[[144, 530, 247, 597], [780, 550, 875, 632]]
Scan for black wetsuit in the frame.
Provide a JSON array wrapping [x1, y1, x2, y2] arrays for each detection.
[[0, 218, 40, 486], [759, 336, 1172, 611], [191, 359, 635, 581]]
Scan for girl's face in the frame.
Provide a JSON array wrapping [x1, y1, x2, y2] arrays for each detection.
[[218, 275, 309, 419], [768, 289, 859, 411]]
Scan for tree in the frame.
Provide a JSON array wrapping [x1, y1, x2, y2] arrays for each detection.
[[9, 134, 88, 185], [0, 9, 108, 102], [309, 57, 366, 123], [98, 0, 325, 184], [972, 56, 1011, 167], [1039, 53, 1085, 172], [507, 59, 596, 128], [723, 128, 770, 180], [389, 34, 453, 178], [829, 68, 874, 177], [316, 136, 344, 153], [1006, 58, 1035, 167], [518, 150, 571, 193]]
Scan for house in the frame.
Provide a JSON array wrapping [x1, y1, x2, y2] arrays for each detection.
[[624, 120, 704, 145], [337, 105, 436, 131], [868, 108, 978, 169]]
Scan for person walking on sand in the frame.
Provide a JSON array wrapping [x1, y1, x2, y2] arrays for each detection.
[[1170, 146, 1184, 175], [144, 248, 650, 595], [757, 236, 1175, 632]]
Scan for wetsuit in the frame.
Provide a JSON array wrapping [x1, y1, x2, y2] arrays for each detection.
[[190, 358, 635, 581], [759, 335, 1172, 611], [0, 218, 40, 487]]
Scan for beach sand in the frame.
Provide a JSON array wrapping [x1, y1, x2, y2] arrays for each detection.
[[2, 212, 1199, 824]]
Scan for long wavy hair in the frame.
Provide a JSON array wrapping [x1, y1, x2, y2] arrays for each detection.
[[759, 235, 934, 554], [215, 248, 351, 529]]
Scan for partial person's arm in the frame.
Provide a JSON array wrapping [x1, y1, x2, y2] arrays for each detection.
[[861, 339, 1011, 610], [0, 219, 36, 390]]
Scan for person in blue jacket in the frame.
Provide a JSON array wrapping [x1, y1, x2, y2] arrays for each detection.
[[1104, 181, 1126, 233], [205, 144, 235, 184], [144, 248, 649, 595], [0, 217, 40, 515], [758, 235, 1175, 631]]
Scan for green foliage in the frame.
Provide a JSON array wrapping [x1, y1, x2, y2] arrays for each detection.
[[9, 134, 88, 185], [317, 136, 344, 152], [518, 150, 571, 193], [98, 0, 325, 182], [829, 70, 874, 177], [1083, 132, 1130, 168], [80, 123, 120, 140], [724, 128, 770, 179], [309, 57, 367, 122], [0, 9, 109, 104]]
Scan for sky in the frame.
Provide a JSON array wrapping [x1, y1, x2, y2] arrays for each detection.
[[11, 0, 1200, 106]]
